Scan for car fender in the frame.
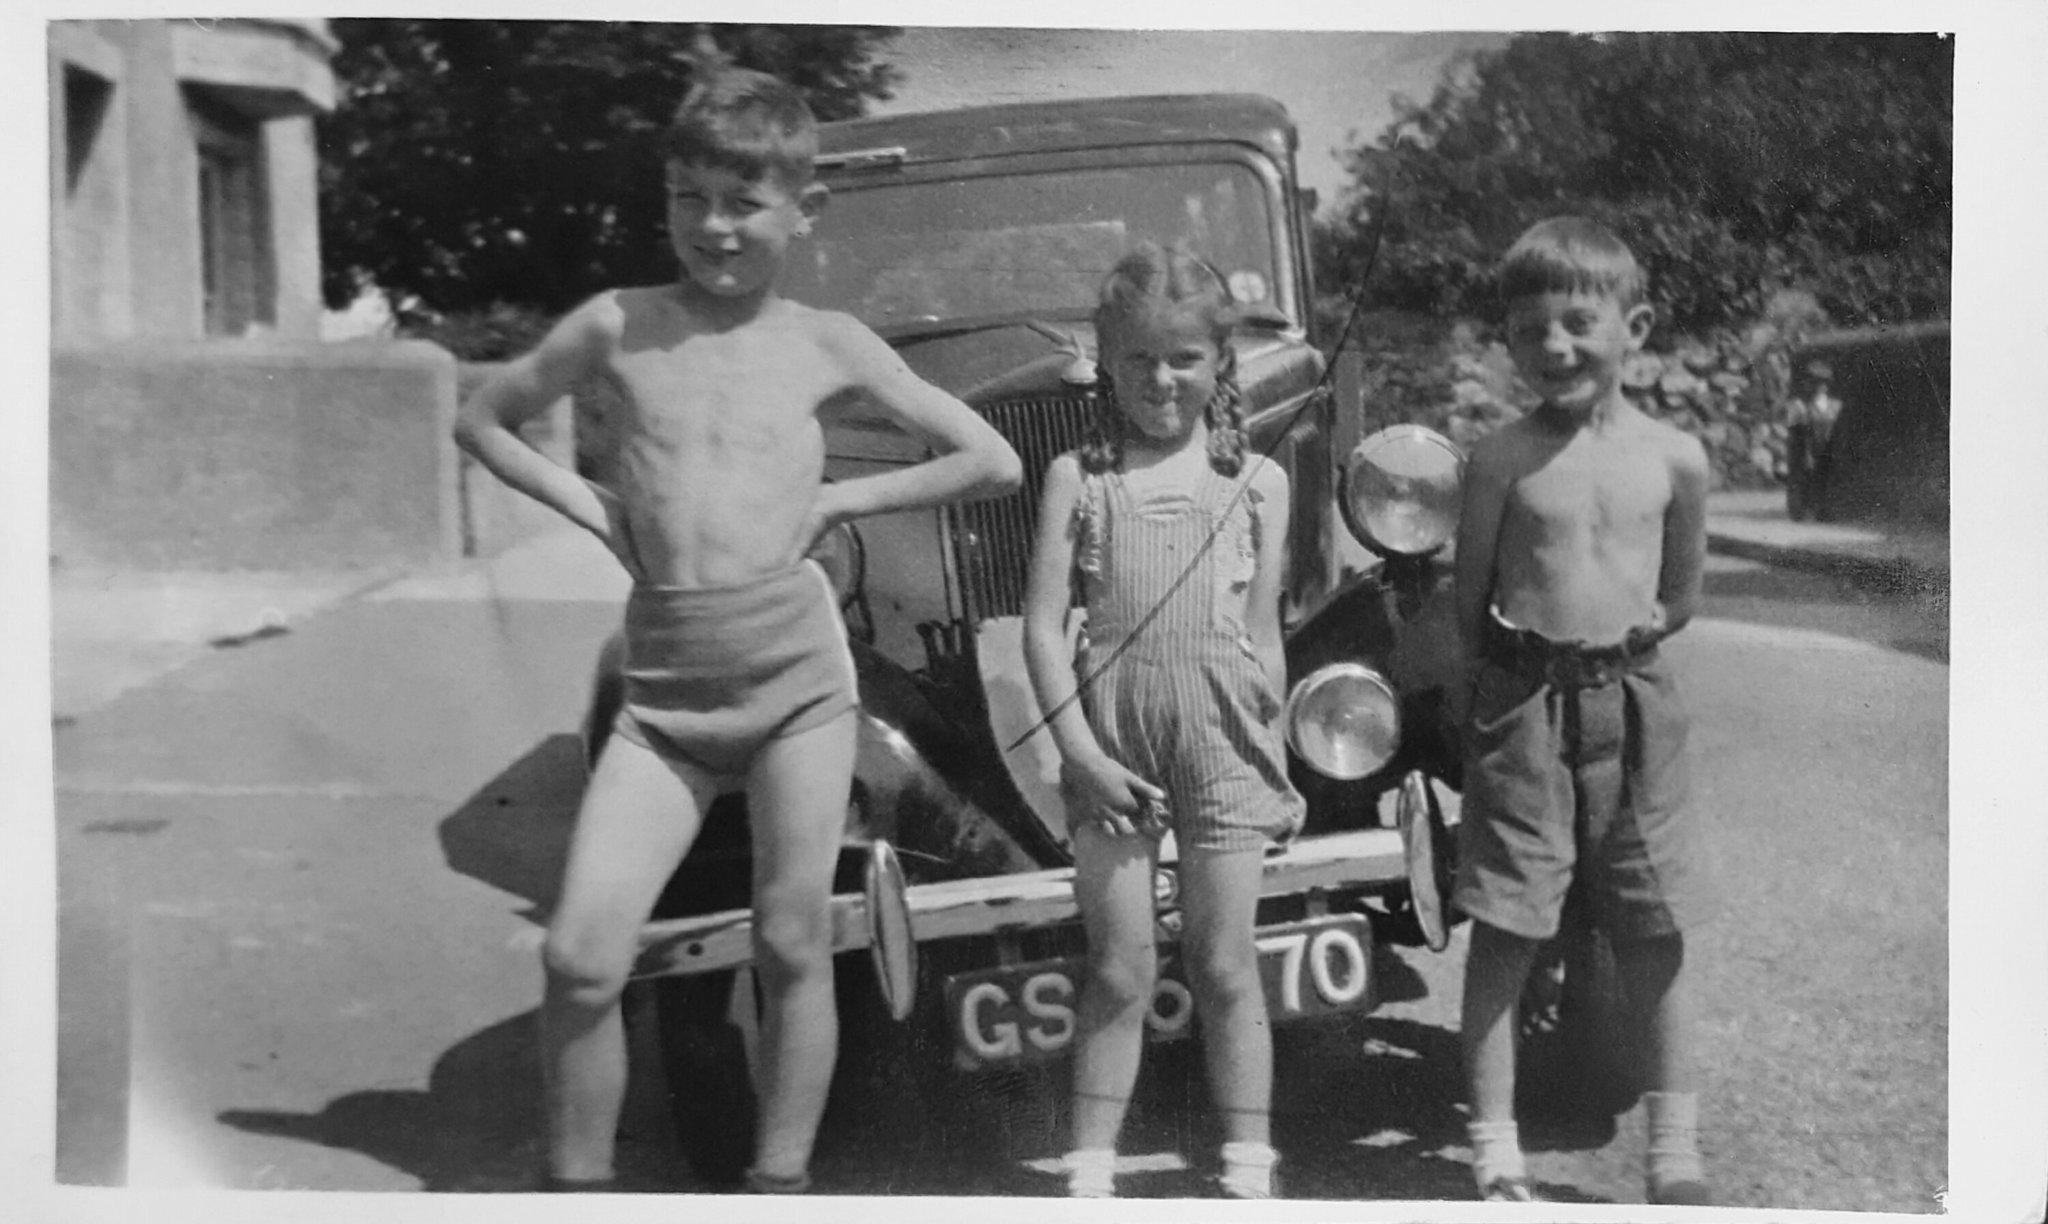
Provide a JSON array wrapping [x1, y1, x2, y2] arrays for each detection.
[[847, 641, 1051, 881], [1282, 564, 1465, 824]]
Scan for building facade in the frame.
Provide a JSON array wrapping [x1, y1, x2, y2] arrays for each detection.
[[49, 20, 478, 572], [49, 18, 337, 342]]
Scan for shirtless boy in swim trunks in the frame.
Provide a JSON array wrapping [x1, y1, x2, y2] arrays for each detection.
[[455, 68, 1021, 1192], [1452, 218, 1715, 1205]]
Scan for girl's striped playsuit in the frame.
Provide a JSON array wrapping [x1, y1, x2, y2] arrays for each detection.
[[1072, 461, 1304, 852]]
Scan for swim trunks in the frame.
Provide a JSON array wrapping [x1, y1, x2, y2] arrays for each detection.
[[612, 562, 858, 781], [1452, 611, 1717, 941]]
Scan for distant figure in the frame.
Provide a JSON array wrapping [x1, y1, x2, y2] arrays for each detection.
[[1452, 217, 1716, 1205], [455, 67, 1020, 1193], [1785, 360, 1842, 521]]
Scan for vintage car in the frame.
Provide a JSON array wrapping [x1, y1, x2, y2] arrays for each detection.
[[588, 93, 1490, 1182]]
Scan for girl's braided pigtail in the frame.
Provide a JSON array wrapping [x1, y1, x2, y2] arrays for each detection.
[[1205, 346, 1248, 478], [1079, 365, 1125, 475]]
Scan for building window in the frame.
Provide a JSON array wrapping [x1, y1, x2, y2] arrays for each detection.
[[187, 90, 274, 336]]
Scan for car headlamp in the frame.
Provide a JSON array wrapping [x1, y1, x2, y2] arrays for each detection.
[[807, 520, 867, 609], [1341, 425, 1464, 558], [1284, 663, 1402, 781]]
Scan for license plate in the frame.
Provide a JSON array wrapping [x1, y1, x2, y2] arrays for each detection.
[[942, 913, 1374, 1068]]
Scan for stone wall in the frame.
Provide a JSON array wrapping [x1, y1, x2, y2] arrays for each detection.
[[1343, 310, 1948, 521], [453, 363, 576, 557]]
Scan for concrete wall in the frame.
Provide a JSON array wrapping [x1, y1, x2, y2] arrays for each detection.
[[45, 23, 586, 574], [51, 342, 464, 570], [453, 363, 577, 558]]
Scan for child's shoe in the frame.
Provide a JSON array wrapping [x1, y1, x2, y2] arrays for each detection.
[[536, 1173, 620, 1193], [1643, 1090, 1708, 1206], [1468, 1118, 1532, 1201], [744, 1166, 813, 1195], [1216, 1140, 1280, 1199], [1481, 1174, 1540, 1202], [1062, 1148, 1116, 1198], [1648, 1175, 1712, 1206]]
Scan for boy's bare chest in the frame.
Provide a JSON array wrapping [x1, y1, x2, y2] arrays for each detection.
[[1510, 436, 1671, 537], [610, 329, 845, 449]]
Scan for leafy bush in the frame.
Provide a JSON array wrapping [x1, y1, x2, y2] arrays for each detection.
[[399, 302, 556, 363], [1318, 33, 1951, 335], [321, 21, 902, 315], [1341, 306, 1827, 491]]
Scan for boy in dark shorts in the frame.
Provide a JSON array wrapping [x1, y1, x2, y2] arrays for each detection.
[[455, 68, 1020, 1192], [1452, 218, 1715, 1205]]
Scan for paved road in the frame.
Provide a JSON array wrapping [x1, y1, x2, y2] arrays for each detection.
[[50, 547, 1947, 1210]]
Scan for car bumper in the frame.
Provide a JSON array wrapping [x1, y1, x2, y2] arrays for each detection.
[[631, 825, 1407, 982]]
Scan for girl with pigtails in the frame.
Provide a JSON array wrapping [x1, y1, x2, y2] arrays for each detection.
[[1022, 241, 1304, 1199]]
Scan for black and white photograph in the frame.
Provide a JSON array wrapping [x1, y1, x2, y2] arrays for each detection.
[[14, 2, 2042, 1221]]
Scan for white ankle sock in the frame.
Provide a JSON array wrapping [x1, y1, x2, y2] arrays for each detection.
[[1219, 1140, 1278, 1198], [1063, 1148, 1115, 1198], [1645, 1091, 1704, 1185], [1468, 1119, 1526, 1190]]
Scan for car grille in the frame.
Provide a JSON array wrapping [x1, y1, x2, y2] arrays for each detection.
[[955, 394, 1099, 621]]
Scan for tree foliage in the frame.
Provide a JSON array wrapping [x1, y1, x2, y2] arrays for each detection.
[[1319, 33, 1951, 335], [319, 21, 901, 315]]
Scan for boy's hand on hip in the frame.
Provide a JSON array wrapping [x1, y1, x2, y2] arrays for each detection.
[[1060, 755, 1165, 839], [590, 484, 645, 583], [790, 483, 850, 567]]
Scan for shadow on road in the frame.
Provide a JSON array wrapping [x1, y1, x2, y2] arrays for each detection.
[[1272, 1012, 1608, 1204], [217, 999, 693, 1192], [218, 1010, 547, 1191], [214, 737, 696, 1191], [212, 939, 1611, 1201], [1701, 562, 1948, 664], [437, 734, 586, 924], [256, 736, 1621, 1200]]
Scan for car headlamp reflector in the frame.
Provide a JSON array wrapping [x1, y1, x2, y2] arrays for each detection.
[[806, 520, 867, 608], [1284, 663, 1402, 781], [1341, 425, 1464, 557]]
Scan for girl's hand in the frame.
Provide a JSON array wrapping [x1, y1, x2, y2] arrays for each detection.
[[1259, 655, 1288, 725], [1060, 754, 1165, 839]]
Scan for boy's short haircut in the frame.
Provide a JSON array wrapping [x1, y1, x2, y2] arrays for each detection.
[[1498, 216, 1646, 308], [665, 67, 819, 185]]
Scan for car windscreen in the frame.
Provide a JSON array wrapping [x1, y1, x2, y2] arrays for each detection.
[[782, 161, 1280, 327]]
